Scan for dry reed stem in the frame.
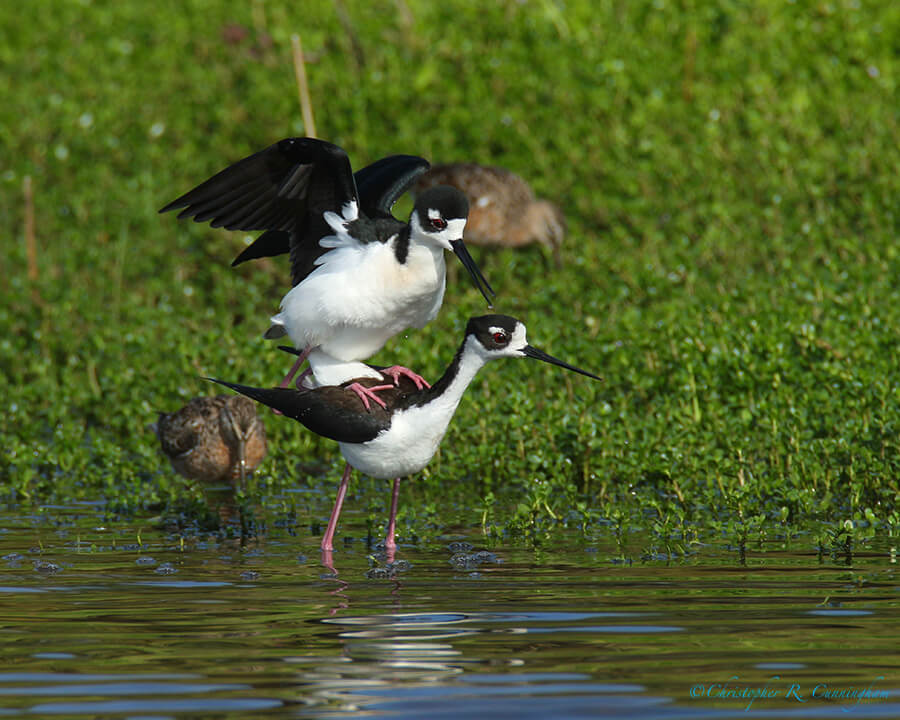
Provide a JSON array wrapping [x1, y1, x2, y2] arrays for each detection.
[[291, 33, 317, 138]]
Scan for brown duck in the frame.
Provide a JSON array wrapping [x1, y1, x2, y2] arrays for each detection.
[[155, 395, 267, 484]]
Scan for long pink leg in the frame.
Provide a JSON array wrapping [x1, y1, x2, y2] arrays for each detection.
[[380, 366, 430, 390], [384, 477, 400, 563], [321, 463, 352, 552], [279, 346, 312, 388], [273, 346, 312, 416], [346, 382, 394, 411]]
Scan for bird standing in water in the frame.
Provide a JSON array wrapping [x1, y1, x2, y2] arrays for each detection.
[[161, 138, 494, 409], [154, 395, 267, 485], [414, 163, 566, 266], [211, 315, 600, 557]]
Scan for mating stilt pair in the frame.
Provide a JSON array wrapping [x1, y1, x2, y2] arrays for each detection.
[[163, 139, 597, 554]]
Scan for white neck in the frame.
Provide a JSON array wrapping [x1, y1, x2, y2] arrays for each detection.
[[337, 337, 491, 479], [415, 337, 488, 436]]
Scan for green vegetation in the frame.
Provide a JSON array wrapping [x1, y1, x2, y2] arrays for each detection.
[[2, 0, 898, 556]]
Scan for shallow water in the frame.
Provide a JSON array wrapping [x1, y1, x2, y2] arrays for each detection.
[[0, 503, 897, 719]]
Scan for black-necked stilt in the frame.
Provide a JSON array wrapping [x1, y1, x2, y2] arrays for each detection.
[[414, 163, 566, 266], [154, 395, 267, 484], [210, 314, 600, 555], [161, 138, 495, 409]]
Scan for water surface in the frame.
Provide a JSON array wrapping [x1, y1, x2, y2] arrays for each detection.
[[0, 504, 897, 718]]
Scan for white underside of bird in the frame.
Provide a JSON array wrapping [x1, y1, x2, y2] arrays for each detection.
[[266, 202, 462, 385]]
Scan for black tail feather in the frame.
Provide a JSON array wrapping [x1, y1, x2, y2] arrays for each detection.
[[207, 378, 307, 420]]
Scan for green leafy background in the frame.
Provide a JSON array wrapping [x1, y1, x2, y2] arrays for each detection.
[[2, 0, 898, 551]]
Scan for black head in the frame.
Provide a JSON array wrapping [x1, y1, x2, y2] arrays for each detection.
[[411, 186, 494, 304], [412, 185, 470, 230], [465, 314, 521, 352], [464, 314, 602, 380]]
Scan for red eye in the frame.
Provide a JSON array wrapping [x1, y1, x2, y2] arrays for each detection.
[[493, 332, 507, 344], [430, 217, 447, 231]]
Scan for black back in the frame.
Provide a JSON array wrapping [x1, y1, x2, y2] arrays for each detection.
[[209, 378, 419, 444], [211, 315, 600, 448]]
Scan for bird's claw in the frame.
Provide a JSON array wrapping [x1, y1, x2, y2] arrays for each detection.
[[380, 365, 430, 390], [347, 382, 393, 412]]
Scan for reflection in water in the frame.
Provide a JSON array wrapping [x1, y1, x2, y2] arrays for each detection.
[[0, 506, 898, 718], [320, 548, 352, 616]]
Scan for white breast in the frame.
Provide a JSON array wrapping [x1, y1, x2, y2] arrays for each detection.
[[272, 239, 447, 363]]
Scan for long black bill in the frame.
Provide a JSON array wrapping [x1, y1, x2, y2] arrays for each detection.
[[451, 239, 495, 306], [522, 345, 602, 381]]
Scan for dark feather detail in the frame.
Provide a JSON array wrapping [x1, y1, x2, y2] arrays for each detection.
[[354, 155, 430, 218], [161, 138, 355, 233], [209, 378, 395, 444], [160, 138, 357, 279], [393, 225, 411, 264], [232, 230, 290, 266]]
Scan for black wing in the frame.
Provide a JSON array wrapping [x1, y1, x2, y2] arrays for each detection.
[[208, 379, 391, 444], [161, 138, 360, 287], [231, 229, 291, 266], [354, 154, 430, 218], [160, 138, 359, 270], [228, 154, 430, 267], [160, 137, 357, 232]]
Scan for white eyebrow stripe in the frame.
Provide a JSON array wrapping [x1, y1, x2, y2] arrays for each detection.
[[510, 324, 527, 348], [444, 217, 466, 235]]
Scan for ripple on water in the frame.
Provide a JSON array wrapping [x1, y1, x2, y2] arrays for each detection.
[[0, 673, 283, 717], [25, 698, 283, 715], [0, 508, 898, 720]]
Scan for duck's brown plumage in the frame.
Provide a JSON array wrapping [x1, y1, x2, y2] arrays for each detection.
[[155, 395, 267, 484], [413, 163, 566, 263]]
